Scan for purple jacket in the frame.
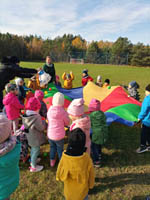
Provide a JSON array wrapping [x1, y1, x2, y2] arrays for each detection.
[[3, 93, 24, 120], [47, 106, 70, 141]]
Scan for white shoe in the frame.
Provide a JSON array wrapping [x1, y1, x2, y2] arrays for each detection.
[[30, 165, 43, 172]]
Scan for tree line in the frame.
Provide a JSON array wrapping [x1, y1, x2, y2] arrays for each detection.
[[0, 32, 150, 66]]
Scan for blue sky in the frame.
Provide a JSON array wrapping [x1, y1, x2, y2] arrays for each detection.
[[0, 0, 150, 44]]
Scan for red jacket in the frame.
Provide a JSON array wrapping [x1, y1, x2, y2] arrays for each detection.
[[82, 76, 93, 86], [3, 93, 24, 120]]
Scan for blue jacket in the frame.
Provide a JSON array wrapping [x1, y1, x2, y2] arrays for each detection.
[[0, 143, 20, 200], [138, 95, 150, 127]]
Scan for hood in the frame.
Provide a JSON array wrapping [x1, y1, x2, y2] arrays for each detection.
[[22, 114, 38, 129], [75, 115, 90, 130], [48, 106, 64, 119], [3, 93, 16, 105]]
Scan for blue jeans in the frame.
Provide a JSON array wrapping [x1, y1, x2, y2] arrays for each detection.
[[48, 139, 64, 160], [91, 142, 102, 162], [31, 146, 40, 168]]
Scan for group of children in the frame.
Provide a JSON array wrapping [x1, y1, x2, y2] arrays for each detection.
[[1, 61, 149, 199]]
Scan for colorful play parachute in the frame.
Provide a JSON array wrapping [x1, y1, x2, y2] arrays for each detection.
[[25, 82, 141, 126]]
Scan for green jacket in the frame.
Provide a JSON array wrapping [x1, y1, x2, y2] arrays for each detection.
[[89, 111, 108, 145], [0, 143, 20, 200]]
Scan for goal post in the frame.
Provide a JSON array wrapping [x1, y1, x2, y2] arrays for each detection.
[[70, 58, 84, 64]]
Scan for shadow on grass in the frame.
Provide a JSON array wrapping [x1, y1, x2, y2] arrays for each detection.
[[102, 123, 150, 167], [89, 173, 150, 195], [132, 196, 149, 200]]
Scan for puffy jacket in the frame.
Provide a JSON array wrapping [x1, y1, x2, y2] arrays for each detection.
[[62, 72, 74, 89], [3, 93, 24, 120], [0, 143, 20, 200], [89, 111, 108, 145], [82, 76, 93, 86], [138, 95, 150, 127], [56, 152, 95, 200], [70, 115, 91, 154], [47, 106, 70, 141], [22, 114, 46, 147]]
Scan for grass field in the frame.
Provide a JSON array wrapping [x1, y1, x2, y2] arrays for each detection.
[[12, 62, 150, 200]]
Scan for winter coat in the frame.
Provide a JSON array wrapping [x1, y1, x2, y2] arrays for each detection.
[[0, 143, 20, 200], [56, 152, 95, 200], [22, 114, 46, 147], [138, 95, 150, 127], [0, 63, 36, 91], [70, 115, 91, 154], [3, 93, 24, 120], [39, 101, 47, 118], [82, 76, 93, 86], [89, 111, 108, 145], [47, 106, 70, 141], [43, 63, 56, 83], [62, 72, 74, 89], [128, 88, 140, 101]]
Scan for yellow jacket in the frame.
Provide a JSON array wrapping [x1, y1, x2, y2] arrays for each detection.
[[62, 72, 74, 89], [56, 152, 95, 200], [28, 74, 41, 90]]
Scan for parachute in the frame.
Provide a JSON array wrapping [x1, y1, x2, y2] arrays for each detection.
[[25, 81, 141, 126]]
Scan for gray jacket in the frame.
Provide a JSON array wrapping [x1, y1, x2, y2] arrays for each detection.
[[22, 114, 46, 147]]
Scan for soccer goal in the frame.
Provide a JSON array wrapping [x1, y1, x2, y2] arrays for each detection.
[[70, 58, 84, 64]]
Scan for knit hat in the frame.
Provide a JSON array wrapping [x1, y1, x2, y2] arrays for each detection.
[[15, 78, 23, 86], [129, 81, 139, 89], [35, 90, 44, 101], [88, 98, 100, 112], [5, 83, 17, 93], [0, 114, 11, 143], [52, 92, 64, 106], [67, 98, 84, 117], [104, 79, 110, 84], [97, 75, 102, 82], [66, 74, 71, 79], [66, 128, 86, 156], [82, 69, 88, 75], [145, 84, 150, 92], [26, 97, 41, 111]]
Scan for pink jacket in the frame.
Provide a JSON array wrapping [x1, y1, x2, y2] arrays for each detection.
[[3, 93, 24, 120], [70, 115, 91, 155], [47, 106, 70, 141]]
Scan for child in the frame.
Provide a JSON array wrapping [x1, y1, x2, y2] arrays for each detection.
[[55, 75, 62, 87], [0, 114, 20, 200], [56, 128, 95, 200], [34, 90, 47, 119], [3, 83, 24, 133], [88, 98, 108, 167], [82, 69, 93, 86], [67, 98, 91, 155], [96, 75, 103, 87], [62, 71, 74, 89], [47, 92, 70, 167], [22, 97, 47, 172], [28, 74, 41, 90], [103, 79, 110, 88], [136, 84, 150, 153], [127, 81, 140, 101], [15, 77, 26, 104]]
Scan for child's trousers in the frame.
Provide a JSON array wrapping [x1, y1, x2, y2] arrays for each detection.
[[31, 146, 40, 168], [48, 139, 64, 160], [141, 124, 150, 146], [91, 142, 102, 162]]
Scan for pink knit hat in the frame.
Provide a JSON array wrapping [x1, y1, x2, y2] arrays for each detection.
[[26, 97, 41, 111], [35, 90, 44, 101], [0, 114, 11, 143], [88, 98, 100, 112], [67, 98, 84, 117]]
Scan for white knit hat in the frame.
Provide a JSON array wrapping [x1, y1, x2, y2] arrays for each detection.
[[52, 92, 64, 106], [0, 114, 11, 143], [15, 78, 23, 86], [97, 75, 102, 82]]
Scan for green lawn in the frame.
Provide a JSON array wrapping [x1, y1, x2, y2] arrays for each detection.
[[12, 62, 150, 200]]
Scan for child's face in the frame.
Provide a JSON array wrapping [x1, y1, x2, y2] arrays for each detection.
[[128, 84, 132, 89], [14, 88, 19, 95], [82, 73, 86, 77], [19, 80, 24, 86], [46, 57, 51, 64], [145, 90, 150, 96]]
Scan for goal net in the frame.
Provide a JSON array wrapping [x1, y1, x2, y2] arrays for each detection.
[[70, 58, 84, 64]]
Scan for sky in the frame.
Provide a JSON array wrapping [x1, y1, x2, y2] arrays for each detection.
[[0, 0, 150, 44]]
